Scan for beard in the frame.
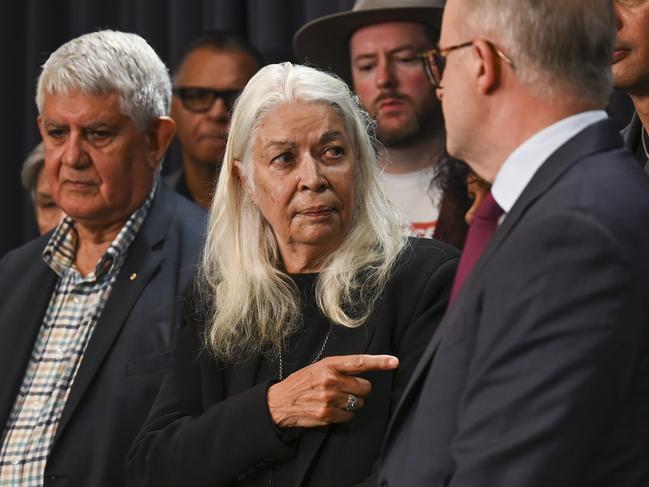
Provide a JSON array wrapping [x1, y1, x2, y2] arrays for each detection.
[[373, 94, 443, 149]]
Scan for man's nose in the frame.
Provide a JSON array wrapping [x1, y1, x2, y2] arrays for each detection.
[[206, 97, 229, 121], [376, 59, 397, 89], [61, 133, 89, 168]]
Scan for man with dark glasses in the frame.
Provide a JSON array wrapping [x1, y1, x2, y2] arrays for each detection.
[[167, 32, 262, 208]]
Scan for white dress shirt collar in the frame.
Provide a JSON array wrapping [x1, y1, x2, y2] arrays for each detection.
[[491, 110, 608, 214]]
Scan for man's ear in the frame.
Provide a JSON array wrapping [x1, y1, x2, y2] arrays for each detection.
[[37, 115, 45, 138], [145, 116, 176, 170], [233, 159, 251, 195], [472, 39, 501, 95]]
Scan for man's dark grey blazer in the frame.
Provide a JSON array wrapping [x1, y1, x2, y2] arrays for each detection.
[[379, 119, 649, 486], [0, 183, 205, 487]]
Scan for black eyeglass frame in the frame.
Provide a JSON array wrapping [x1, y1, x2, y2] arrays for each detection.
[[417, 40, 515, 87], [172, 86, 242, 113]]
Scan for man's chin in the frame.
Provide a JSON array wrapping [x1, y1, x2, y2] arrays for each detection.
[[377, 124, 421, 148], [190, 149, 224, 168]]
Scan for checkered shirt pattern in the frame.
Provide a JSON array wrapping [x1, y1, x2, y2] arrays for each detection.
[[0, 181, 157, 486]]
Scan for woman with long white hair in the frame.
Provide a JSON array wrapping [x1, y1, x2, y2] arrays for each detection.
[[128, 62, 458, 486]]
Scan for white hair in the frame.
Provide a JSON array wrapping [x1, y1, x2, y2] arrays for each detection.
[[461, 0, 615, 104], [199, 62, 406, 361], [36, 30, 171, 129]]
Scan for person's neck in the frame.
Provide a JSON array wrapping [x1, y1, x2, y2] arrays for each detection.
[[74, 218, 126, 276], [379, 132, 445, 175], [184, 157, 218, 209], [279, 242, 339, 274], [469, 93, 602, 183], [630, 93, 649, 134]]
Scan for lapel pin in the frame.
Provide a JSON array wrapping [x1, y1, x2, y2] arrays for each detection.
[[129, 272, 138, 281]]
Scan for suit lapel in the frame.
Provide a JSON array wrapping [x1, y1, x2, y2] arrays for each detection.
[[383, 119, 623, 450], [54, 185, 174, 440], [293, 319, 377, 486], [0, 261, 57, 427], [455, 118, 622, 306]]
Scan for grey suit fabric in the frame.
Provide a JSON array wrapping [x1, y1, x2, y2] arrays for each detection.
[[379, 119, 649, 487], [0, 183, 206, 487]]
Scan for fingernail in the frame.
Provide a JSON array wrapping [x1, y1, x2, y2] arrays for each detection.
[[388, 357, 399, 367]]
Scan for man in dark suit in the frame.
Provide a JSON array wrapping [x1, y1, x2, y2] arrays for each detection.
[[379, 0, 649, 485], [0, 31, 205, 486], [613, 0, 649, 172]]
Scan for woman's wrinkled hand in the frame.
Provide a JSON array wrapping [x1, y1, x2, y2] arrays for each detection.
[[267, 354, 399, 428]]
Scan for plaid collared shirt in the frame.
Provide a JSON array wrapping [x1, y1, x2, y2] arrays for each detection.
[[0, 181, 157, 487]]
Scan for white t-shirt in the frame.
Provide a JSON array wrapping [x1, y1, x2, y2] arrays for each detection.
[[381, 166, 441, 238]]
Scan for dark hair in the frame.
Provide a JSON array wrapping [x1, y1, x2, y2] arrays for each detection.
[[174, 31, 265, 77], [433, 156, 471, 249]]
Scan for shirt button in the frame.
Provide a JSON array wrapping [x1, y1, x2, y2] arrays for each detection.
[[11, 458, 20, 465], [56, 348, 65, 358]]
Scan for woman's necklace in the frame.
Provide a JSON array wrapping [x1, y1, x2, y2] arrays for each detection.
[[278, 327, 331, 381], [642, 128, 649, 161]]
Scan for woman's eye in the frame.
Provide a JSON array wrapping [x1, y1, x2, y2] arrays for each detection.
[[272, 153, 294, 165], [323, 146, 344, 159]]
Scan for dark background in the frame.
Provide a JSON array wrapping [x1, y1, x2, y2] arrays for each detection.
[[1, 0, 356, 257], [0, 0, 633, 258]]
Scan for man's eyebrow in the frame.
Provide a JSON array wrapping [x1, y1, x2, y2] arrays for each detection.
[[83, 121, 116, 131], [353, 44, 423, 62], [42, 119, 115, 131], [42, 119, 65, 128], [353, 53, 378, 62], [388, 45, 425, 56]]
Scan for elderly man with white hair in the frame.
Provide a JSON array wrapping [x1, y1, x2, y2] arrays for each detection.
[[0, 30, 205, 487]]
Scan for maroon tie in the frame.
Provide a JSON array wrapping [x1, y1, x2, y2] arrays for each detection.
[[449, 190, 504, 304]]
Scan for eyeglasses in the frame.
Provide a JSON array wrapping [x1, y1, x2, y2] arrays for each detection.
[[417, 40, 515, 87], [172, 87, 242, 113]]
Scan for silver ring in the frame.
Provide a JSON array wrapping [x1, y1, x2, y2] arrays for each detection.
[[344, 393, 358, 412]]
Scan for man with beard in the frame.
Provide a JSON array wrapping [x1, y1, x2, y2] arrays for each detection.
[[613, 0, 649, 173], [294, 0, 459, 241], [168, 32, 263, 209]]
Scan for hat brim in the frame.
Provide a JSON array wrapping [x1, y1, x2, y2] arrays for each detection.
[[294, 7, 443, 85]]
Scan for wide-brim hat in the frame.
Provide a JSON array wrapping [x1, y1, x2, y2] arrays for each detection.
[[294, 0, 445, 85]]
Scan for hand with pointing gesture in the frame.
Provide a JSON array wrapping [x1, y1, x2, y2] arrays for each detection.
[[267, 354, 399, 428]]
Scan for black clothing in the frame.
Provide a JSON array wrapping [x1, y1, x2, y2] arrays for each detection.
[[127, 237, 458, 487]]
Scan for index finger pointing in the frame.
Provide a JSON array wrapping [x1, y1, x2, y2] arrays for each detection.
[[326, 354, 399, 375]]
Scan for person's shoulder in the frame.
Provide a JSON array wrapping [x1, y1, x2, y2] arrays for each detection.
[[171, 190, 207, 225], [158, 183, 207, 230], [401, 236, 459, 264], [391, 237, 459, 280], [0, 233, 51, 279]]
